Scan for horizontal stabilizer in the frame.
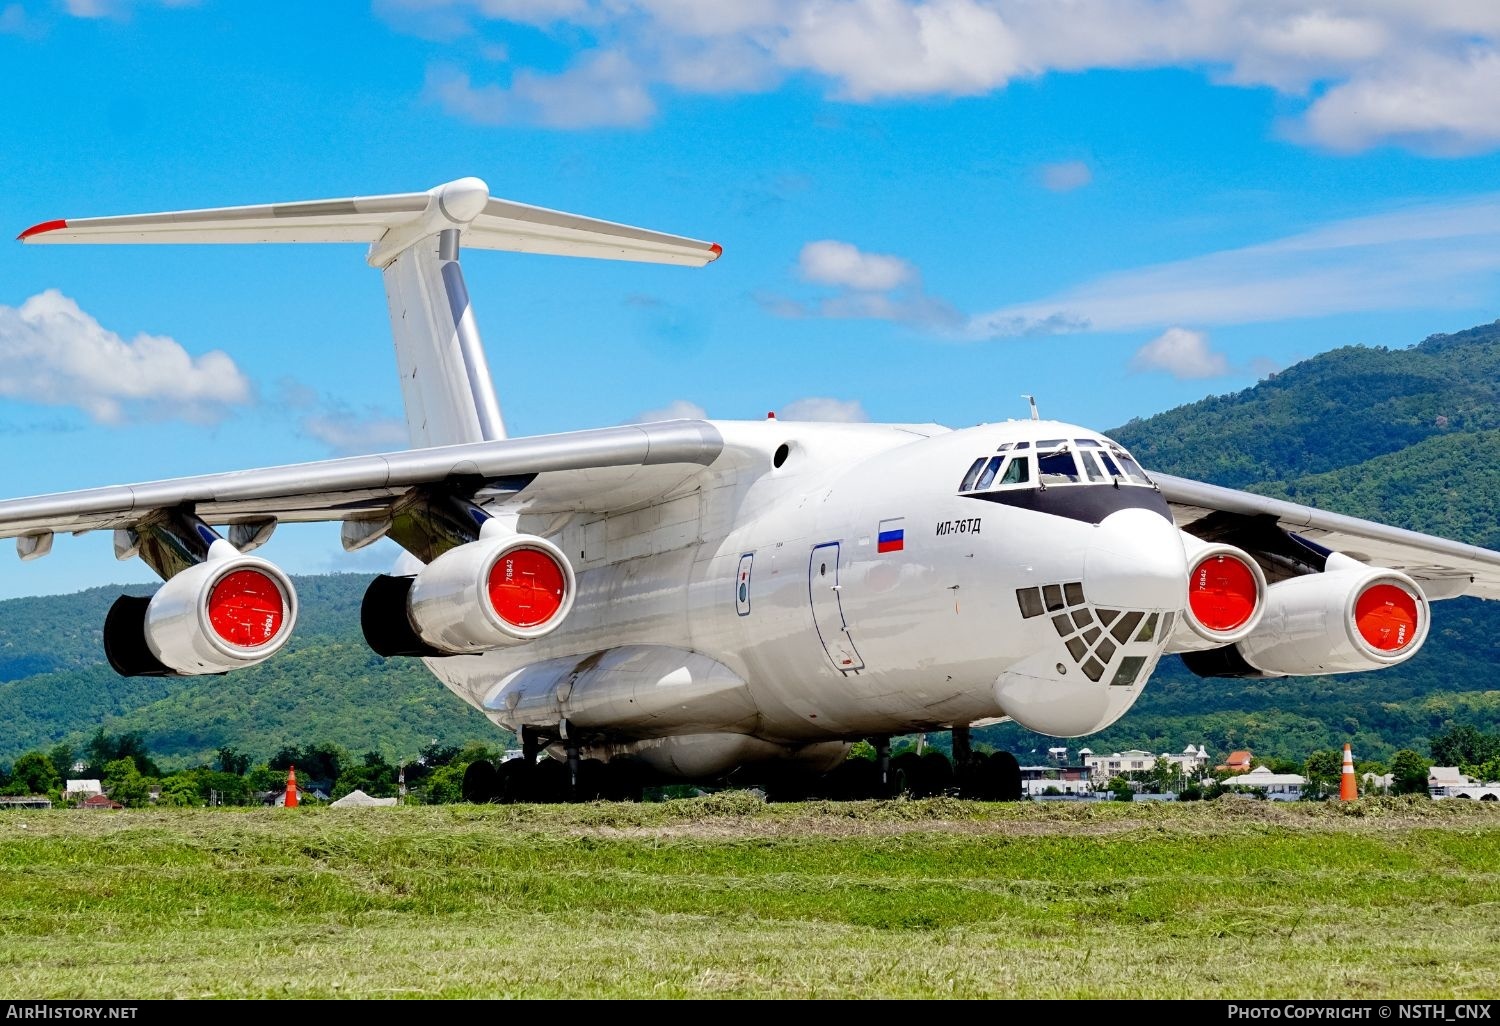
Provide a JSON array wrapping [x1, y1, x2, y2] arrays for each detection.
[[18, 177, 722, 268]]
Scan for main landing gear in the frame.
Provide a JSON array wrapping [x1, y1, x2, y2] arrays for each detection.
[[461, 725, 1024, 804]]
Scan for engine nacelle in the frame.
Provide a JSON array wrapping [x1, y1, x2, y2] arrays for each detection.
[[1167, 539, 1267, 653], [103, 552, 298, 676], [363, 532, 576, 657], [1183, 555, 1429, 678]]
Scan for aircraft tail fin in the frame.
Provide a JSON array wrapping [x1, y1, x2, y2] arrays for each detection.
[[19, 177, 721, 447]]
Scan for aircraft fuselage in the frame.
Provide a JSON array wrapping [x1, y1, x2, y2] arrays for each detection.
[[426, 418, 1190, 777]]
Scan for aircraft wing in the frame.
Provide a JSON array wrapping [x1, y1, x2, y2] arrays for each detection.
[[1155, 472, 1500, 601], [0, 420, 724, 550]]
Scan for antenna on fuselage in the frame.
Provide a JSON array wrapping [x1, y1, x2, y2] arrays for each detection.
[[1022, 395, 1040, 421]]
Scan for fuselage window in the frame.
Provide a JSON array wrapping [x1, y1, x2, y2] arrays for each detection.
[[959, 457, 987, 492], [975, 455, 1004, 490], [1078, 450, 1105, 482], [998, 456, 1030, 485]]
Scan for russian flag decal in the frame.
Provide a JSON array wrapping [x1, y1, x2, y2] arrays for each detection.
[[877, 518, 905, 553]]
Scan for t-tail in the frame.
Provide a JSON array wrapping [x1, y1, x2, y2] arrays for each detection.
[[19, 178, 721, 447]]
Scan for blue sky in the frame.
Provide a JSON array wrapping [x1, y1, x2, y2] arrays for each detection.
[[2, 0, 1500, 597]]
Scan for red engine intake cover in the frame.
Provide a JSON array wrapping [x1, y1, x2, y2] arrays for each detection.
[[1188, 553, 1258, 633], [207, 568, 286, 648], [1354, 582, 1420, 652], [487, 547, 567, 629]]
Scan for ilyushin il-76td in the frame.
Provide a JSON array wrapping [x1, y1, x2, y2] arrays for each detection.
[[13, 178, 1500, 800]]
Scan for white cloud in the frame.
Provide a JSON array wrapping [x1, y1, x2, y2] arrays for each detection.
[[767, 239, 961, 329], [968, 193, 1500, 336], [382, 1, 1500, 154], [1039, 160, 1092, 192], [774, 0, 1024, 100], [798, 240, 915, 291], [300, 410, 410, 455], [0, 290, 251, 424], [779, 397, 870, 422], [630, 399, 708, 423], [1297, 49, 1500, 156], [425, 51, 655, 129], [1130, 327, 1229, 379]]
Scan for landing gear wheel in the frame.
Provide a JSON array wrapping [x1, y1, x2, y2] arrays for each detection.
[[461, 759, 498, 804]]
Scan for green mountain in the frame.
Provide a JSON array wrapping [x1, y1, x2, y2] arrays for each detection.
[[3, 319, 1500, 770]]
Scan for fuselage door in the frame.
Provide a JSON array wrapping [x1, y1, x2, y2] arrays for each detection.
[[808, 542, 864, 674]]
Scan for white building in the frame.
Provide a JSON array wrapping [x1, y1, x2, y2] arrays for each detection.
[[1221, 766, 1305, 801], [63, 779, 102, 800], [1429, 767, 1500, 801], [1160, 745, 1210, 777], [1084, 749, 1157, 781]]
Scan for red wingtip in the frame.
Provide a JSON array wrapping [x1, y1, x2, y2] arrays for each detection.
[[708, 242, 722, 261], [18, 219, 67, 242]]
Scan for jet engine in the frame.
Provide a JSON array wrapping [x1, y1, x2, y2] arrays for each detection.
[[1167, 540, 1267, 652], [1182, 554, 1428, 678], [362, 532, 576, 657], [103, 555, 298, 676]]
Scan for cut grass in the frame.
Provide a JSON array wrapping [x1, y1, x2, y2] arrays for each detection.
[[1, 796, 1497, 998]]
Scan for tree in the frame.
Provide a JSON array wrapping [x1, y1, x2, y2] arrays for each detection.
[[102, 758, 151, 807], [200, 771, 252, 806], [1107, 775, 1135, 802], [1304, 750, 1341, 798], [1389, 750, 1431, 796], [424, 762, 467, 804], [86, 730, 160, 777], [47, 742, 75, 781], [155, 775, 203, 807], [1430, 725, 1500, 768], [334, 751, 398, 798], [10, 751, 59, 794], [215, 746, 251, 776], [269, 741, 345, 785]]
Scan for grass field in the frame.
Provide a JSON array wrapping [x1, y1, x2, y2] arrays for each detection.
[[1, 795, 1498, 999]]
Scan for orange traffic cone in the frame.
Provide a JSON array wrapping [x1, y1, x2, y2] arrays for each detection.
[[1339, 744, 1357, 801], [285, 764, 299, 808]]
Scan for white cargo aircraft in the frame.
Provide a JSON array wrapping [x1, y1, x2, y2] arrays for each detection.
[[13, 178, 1500, 800]]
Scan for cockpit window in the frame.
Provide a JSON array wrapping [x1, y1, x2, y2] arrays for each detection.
[[974, 456, 1004, 490], [960, 436, 1152, 494], [1037, 450, 1081, 485], [1110, 448, 1153, 485], [959, 457, 987, 492], [999, 456, 1030, 485]]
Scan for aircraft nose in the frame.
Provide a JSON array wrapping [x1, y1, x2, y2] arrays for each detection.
[[1083, 508, 1186, 611]]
